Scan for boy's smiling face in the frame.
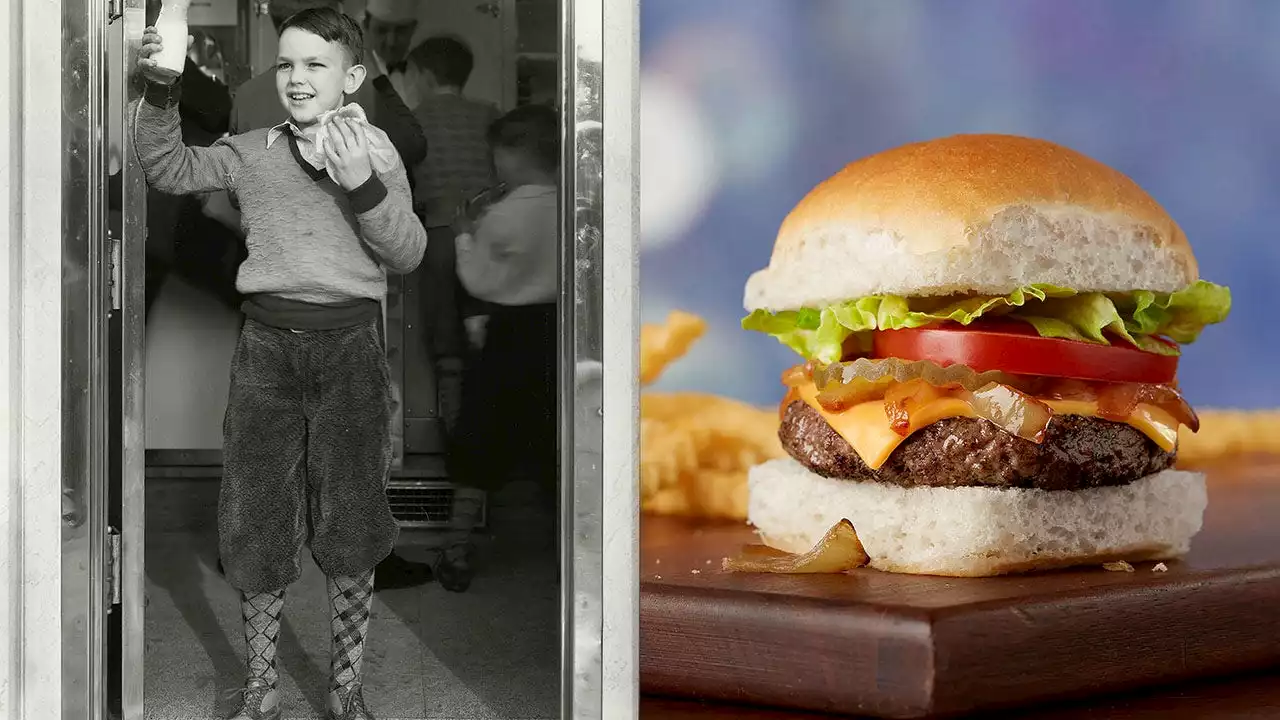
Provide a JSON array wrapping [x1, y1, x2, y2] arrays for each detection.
[[275, 27, 366, 128]]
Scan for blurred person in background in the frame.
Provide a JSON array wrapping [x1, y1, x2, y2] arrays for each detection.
[[406, 34, 500, 443], [362, 0, 422, 111], [188, 28, 227, 84], [439, 105, 560, 592]]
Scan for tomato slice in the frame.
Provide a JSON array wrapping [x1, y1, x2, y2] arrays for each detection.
[[871, 321, 1178, 384]]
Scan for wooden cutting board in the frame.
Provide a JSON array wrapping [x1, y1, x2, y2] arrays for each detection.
[[640, 457, 1280, 719]]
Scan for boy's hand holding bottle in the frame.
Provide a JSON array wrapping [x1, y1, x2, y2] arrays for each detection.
[[136, 27, 193, 86]]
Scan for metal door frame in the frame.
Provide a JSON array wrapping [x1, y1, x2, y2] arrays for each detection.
[[560, 0, 639, 717], [59, 0, 149, 716], [60, 0, 112, 714], [118, 2, 150, 717]]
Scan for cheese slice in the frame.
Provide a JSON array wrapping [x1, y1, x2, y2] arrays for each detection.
[[793, 382, 1181, 470]]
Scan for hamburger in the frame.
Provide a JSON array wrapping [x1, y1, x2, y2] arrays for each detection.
[[740, 134, 1232, 577]]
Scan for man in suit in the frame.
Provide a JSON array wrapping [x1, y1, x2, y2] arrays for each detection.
[[362, 0, 423, 111]]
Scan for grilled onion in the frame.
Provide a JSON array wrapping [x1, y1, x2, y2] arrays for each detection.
[[1026, 377, 1199, 432], [958, 382, 1055, 444], [883, 379, 956, 435], [723, 519, 869, 574], [1096, 383, 1200, 432]]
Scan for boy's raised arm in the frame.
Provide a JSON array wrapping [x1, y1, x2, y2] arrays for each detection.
[[134, 78, 243, 196]]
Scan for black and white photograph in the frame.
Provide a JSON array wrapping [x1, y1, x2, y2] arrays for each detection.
[[2, 0, 633, 717]]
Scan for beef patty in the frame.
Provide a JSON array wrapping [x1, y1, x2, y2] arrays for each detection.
[[779, 400, 1175, 491]]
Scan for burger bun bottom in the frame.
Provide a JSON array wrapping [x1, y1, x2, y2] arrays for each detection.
[[747, 457, 1206, 577]]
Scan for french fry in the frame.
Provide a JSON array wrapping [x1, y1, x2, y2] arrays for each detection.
[[683, 468, 750, 521], [638, 311, 784, 522], [1177, 410, 1280, 466], [642, 393, 783, 452], [639, 418, 701, 499], [640, 311, 708, 386], [643, 487, 693, 516]]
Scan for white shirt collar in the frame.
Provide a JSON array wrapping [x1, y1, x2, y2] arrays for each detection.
[[265, 120, 311, 148]]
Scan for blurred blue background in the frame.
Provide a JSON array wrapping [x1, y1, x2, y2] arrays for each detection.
[[639, 0, 1279, 411]]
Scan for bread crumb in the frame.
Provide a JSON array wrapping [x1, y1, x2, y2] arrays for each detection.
[[655, 559, 661, 565], [705, 559, 712, 565], [1153, 562, 1168, 573], [691, 569, 701, 575], [655, 575, 662, 580], [1103, 561, 1135, 573]]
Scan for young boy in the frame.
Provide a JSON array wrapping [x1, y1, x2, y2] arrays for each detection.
[[442, 105, 560, 592], [229, 0, 426, 178], [135, 8, 426, 720], [406, 35, 500, 441]]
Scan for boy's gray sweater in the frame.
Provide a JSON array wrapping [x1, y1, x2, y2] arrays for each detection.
[[134, 80, 427, 309]]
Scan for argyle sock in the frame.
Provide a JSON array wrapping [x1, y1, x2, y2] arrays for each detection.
[[241, 589, 286, 687], [328, 570, 375, 693]]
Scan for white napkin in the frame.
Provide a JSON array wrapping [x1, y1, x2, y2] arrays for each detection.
[[297, 103, 400, 184]]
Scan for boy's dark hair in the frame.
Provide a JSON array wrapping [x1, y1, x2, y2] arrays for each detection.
[[487, 104, 560, 174], [409, 35, 474, 89], [277, 7, 364, 66], [268, 0, 342, 33]]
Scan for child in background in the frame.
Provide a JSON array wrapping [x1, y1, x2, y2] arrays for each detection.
[[440, 104, 560, 593], [407, 35, 501, 436], [134, 8, 426, 720]]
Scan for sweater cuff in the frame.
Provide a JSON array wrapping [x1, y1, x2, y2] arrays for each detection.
[[144, 77, 183, 109], [348, 174, 388, 214]]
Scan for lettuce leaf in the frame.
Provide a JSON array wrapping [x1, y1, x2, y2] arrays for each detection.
[[741, 280, 1231, 363]]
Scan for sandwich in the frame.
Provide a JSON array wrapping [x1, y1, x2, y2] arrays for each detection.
[[740, 134, 1231, 576], [306, 103, 399, 181], [317, 102, 370, 126]]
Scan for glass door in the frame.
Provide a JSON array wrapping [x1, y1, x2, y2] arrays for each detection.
[[61, 0, 148, 716]]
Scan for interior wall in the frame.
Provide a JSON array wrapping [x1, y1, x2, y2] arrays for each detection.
[[144, 276, 240, 450]]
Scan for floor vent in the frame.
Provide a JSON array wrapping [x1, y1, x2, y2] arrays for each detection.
[[386, 480, 487, 529]]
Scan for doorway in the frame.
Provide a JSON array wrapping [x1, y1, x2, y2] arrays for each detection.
[[63, 0, 565, 716]]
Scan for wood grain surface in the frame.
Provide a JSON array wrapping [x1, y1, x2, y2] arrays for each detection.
[[639, 456, 1280, 719], [640, 668, 1280, 719]]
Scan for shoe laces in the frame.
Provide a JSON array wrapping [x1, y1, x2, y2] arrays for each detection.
[[335, 684, 373, 719], [223, 679, 273, 718]]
